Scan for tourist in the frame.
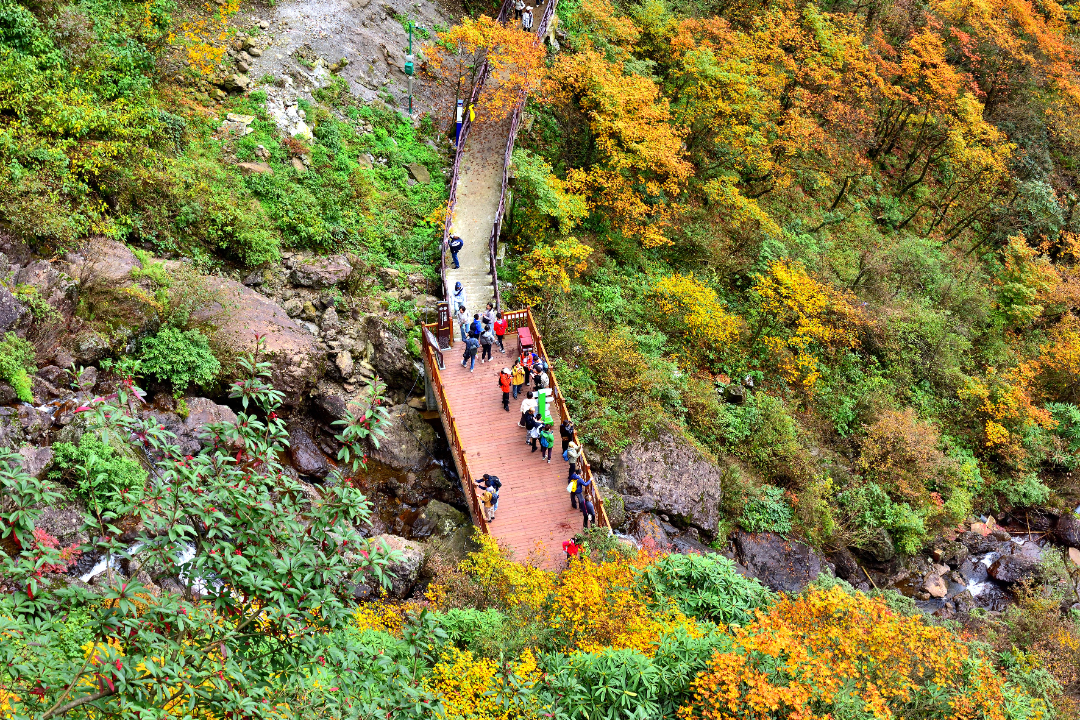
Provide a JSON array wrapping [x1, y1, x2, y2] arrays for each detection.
[[448, 235, 464, 269], [470, 313, 483, 339], [571, 473, 592, 510], [480, 321, 495, 363], [482, 302, 497, 327], [537, 366, 550, 393], [477, 482, 496, 522], [539, 424, 554, 462], [498, 367, 512, 411], [527, 414, 542, 452], [581, 497, 596, 529], [514, 0, 525, 19], [511, 359, 526, 399], [480, 473, 501, 512], [461, 335, 480, 372], [522, 350, 535, 372], [563, 538, 580, 562], [453, 281, 467, 313], [568, 471, 583, 510], [519, 391, 537, 427], [522, 5, 533, 31], [565, 440, 581, 479], [457, 305, 469, 343], [494, 312, 507, 353], [559, 418, 575, 453]]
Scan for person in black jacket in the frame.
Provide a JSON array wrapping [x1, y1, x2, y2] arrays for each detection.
[[448, 235, 464, 268]]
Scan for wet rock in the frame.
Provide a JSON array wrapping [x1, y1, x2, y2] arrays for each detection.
[[952, 589, 977, 615], [610, 431, 724, 534], [368, 404, 434, 470], [363, 316, 416, 388], [17, 402, 48, 440], [415, 501, 466, 538], [1056, 512, 1080, 548], [18, 446, 53, 479], [923, 573, 948, 598], [831, 547, 862, 584], [197, 276, 322, 406], [987, 541, 1042, 583], [671, 534, 717, 555], [370, 534, 424, 598], [734, 530, 825, 594], [629, 513, 670, 550], [960, 530, 1000, 555], [958, 557, 989, 585], [291, 255, 352, 288], [0, 383, 17, 405], [181, 397, 237, 450], [288, 423, 331, 479]]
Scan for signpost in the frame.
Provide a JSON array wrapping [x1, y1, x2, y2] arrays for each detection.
[[405, 22, 415, 114], [436, 301, 452, 350]]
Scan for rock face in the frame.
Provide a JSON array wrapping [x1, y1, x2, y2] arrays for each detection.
[[629, 513, 671, 550], [987, 540, 1042, 583], [609, 432, 723, 533], [368, 404, 434, 470], [0, 285, 28, 332], [291, 255, 352, 288], [363, 316, 416, 388], [371, 534, 424, 598], [411, 499, 466, 539], [197, 276, 322, 406], [734, 530, 826, 594], [288, 422, 331, 478], [1056, 512, 1080, 548]]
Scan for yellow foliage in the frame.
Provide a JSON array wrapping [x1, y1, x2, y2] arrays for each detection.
[[426, 648, 547, 720], [650, 273, 742, 366], [456, 533, 556, 613], [167, 1, 241, 76], [680, 586, 1044, 720], [752, 260, 862, 391], [351, 601, 406, 635], [515, 236, 592, 307], [959, 364, 1055, 459]]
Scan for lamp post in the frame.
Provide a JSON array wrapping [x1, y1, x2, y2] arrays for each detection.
[[404, 21, 415, 114]]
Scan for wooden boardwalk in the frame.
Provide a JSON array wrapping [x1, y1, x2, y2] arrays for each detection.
[[441, 330, 583, 567]]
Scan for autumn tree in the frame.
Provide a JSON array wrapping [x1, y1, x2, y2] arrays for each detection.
[[513, 236, 592, 308], [424, 16, 545, 129], [649, 273, 742, 367]]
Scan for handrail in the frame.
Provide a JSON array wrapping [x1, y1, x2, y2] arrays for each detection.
[[486, 0, 559, 309], [520, 307, 611, 529], [422, 330, 489, 533], [440, 0, 519, 304]]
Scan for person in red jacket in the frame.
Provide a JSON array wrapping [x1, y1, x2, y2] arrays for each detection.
[[498, 367, 513, 411], [493, 312, 508, 353]]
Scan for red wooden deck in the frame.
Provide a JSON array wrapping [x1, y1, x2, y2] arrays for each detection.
[[441, 330, 582, 569]]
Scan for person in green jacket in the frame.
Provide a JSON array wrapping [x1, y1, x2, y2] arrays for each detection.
[[539, 424, 555, 463]]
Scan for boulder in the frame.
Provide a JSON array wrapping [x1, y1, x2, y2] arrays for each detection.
[[370, 533, 424, 598], [734, 530, 825, 594], [831, 547, 862, 584], [610, 431, 723, 533], [18, 446, 53, 479], [629, 513, 670, 550], [182, 398, 238, 447], [291, 255, 352, 288], [923, 572, 948, 598], [0, 285, 29, 332], [63, 237, 141, 284], [321, 306, 339, 330], [288, 422, 331, 479], [1056, 512, 1080, 548], [0, 383, 18, 405], [413, 500, 466, 539], [856, 527, 896, 563], [987, 540, 1042, 583], [16, 260, 73, 310], [959, 530, 1000, 555], [363, 316, 416, 388], [196, 276, 322, 406], [671, 534, 717, 556], [238, 162, 273, 175], [34, 495, 87, 546], [368, 404, 434, 470], [221, 73, 250, 92], [406, 163, 431, 184]]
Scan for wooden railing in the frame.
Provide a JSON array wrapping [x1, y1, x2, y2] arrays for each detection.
[[421, 330, 489, 533], [487, 0, 559, 309]]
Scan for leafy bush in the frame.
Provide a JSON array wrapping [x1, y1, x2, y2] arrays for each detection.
[[716, 393, 805, 481], [739, 485, 794, 534], [49, 432, 148, 516], [639, 553, 772, 626], [988, 472, 1051, 508], [837, 482, 927, 555], [136, 326, 220, 391], [0, 332, 36, 402]]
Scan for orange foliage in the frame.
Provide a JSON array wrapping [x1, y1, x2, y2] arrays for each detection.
[[167, 0, 240, 76], [857, 408, 953, 505], [959, 363, 1055, 461], [680, 586, 1047, 720]]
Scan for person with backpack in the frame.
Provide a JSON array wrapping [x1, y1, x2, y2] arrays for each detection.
[[461, 335, 480, 372], [480, 322, 495, 363], [477, 482, 496, 522], [581, 497, 596, 529], [565, 440, 581, 479], [479, 473, 502, 512], [494, 312, 507, 353], [482, 302, 497, 328], [511, 359, 526, 399], [568, 471, 583, 510], [539, 424, 555, 462], [448, 235, 464, 269], [457, 305, 469, 343], [519, 391, 537, 428], [498, 367, 512, 411], [527, 413, 542, 452], [470, 313, 483, 339], [453, 282, 467, 314]]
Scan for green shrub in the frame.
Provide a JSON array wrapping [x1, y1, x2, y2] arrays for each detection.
[[988, 472, 1051, 508], [136, 326, 220, 391], [49, 432, 148, 516], [639, 553, 772, 626], [0, 332, 36, 402], [739, 485, 794, 534], [837, 482, 927, 556], [716, 393, 804, 480], [434, 608, 505, 648]]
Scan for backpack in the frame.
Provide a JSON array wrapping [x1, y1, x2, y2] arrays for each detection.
[[449, 236, 463, 251], [487, 475, 502, 490], [481, 328, 495, 344], [540, 431, 553, 448]]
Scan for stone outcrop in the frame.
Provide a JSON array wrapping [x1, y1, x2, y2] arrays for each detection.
[[291, 255, 352, 288], [987, 540, 1042, 583], [370, 534, 424, 598], [367, 404, 435, 470], [733, 530, 827, 594], [1056, 512, 1080, 548], [610, 432, 723, 533], [362, 316, 417, 388]]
